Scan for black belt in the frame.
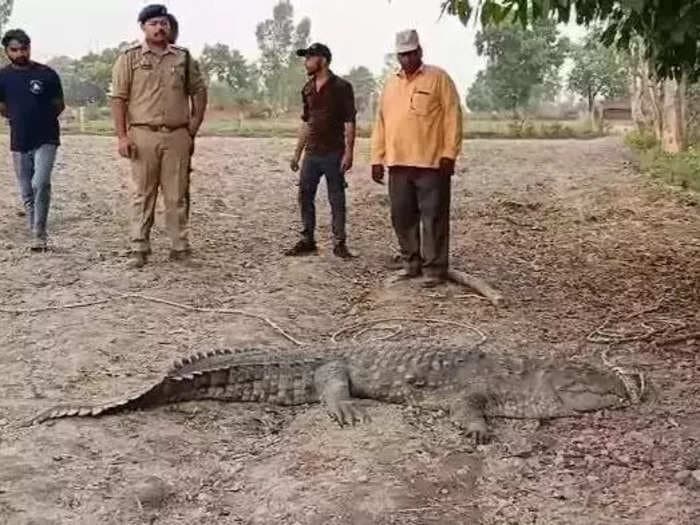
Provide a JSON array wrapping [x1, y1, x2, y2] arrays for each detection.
[[131, 124, 188, 133]]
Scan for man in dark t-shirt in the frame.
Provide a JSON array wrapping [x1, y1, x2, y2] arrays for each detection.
[[0, 29, 65, 251], [286, 43, 357, 259]]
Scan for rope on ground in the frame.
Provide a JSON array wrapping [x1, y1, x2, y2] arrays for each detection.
[[352, 323, 403, 342], [331, 317, 487, 345], [0, 293, 305, 347]]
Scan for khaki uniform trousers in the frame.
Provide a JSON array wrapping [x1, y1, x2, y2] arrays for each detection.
[[128, 126, 192, 253]]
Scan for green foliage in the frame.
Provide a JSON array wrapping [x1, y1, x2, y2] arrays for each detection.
[[45, 43, 135, 107], [200, 43, 259, 105], [46, 56, 105, 106], [469, 19, 568, 114], [568, 28, 629, 111], [0, 0, 12, 29], [440, 0, 700, 81], [466, 70, 497, 111], [0, 0, 13, 66], [642, 146, 700, 193], [625, 127, 699, 193], [255, 0, 311, 113], [74, 46, 124, 94], [343, 66, 377, 116], [625, 129, 659, 151]]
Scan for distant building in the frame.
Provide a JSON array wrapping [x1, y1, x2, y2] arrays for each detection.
[[601, 99, 632, 121]]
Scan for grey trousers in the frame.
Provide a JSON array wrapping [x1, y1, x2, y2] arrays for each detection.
[[388, 167, 451, 277], [299, 151, 346, 245], [12, 143, 58, 239]]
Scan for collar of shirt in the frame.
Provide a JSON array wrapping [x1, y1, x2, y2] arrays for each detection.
[[140, 42, 176, 56], [306, 71, 336, 93], [396, 63, 425, 79]]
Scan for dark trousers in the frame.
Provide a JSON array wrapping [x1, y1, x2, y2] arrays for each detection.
[[299, 152, 346, 245], [388, 167, 451, 277]]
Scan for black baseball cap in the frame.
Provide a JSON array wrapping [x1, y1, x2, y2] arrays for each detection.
[[296, 43, 332, 62], [138, 4, 168, 24]]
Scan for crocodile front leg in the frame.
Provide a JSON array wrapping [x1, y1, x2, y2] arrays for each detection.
[[450, 393, 490, 444], [314, 361, 369, 427]]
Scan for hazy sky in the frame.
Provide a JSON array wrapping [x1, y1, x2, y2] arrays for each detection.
[[8, 0, 586, 98]]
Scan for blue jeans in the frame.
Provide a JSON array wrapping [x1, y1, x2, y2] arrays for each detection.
[[298, 151, 347, 245], [12, 144, 58, 239]]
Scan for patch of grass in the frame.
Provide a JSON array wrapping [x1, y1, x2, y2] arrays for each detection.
[[2, 113, 607, 140], [624, 129, 658, 151], [625, 129, 700, 194], [641, 146, 700, 193]]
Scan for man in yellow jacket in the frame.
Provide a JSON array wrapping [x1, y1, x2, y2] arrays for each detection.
[[371, 29, 462, 287]]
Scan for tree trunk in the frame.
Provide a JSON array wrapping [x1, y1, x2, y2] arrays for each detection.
[[661, 77, 687, 153], [646, 75, 664, 142], [587, 88, 596, 126], [630, 73, 647, 131]]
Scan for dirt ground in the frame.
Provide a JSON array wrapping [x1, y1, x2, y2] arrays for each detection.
[[0, 135, 698, 524]]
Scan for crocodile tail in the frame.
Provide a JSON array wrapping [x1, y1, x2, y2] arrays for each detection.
[[166, 349, 236, 375], [27, 380, 168, 426]]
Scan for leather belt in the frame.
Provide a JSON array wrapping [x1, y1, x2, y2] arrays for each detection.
[[131, 124, 188, 133]]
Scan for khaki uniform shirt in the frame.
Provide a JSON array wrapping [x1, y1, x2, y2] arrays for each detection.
[[371, 64, 463, 169], [110, 43, 205, 128]]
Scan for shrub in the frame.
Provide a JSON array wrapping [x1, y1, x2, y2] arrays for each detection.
[[625, 129, 658, 151]]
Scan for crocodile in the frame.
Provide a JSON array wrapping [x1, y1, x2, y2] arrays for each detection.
[[28, 342, 647, 442]]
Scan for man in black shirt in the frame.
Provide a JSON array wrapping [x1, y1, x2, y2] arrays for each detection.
[[0, 29, 64, 251], [286, 43, 357, 259]]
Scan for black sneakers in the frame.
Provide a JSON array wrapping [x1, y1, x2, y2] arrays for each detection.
[[284, 239, 318, 256]]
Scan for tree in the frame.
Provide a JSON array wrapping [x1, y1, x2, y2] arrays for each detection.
[[441, 1, 699, 81], [0, 0, 14, 67], [74, 45, 126, 95], [466, 70, 496, 112], [568, 29, 628, 115], [46, 56, 105, 106], [0, 0, 12, 29], [201, 43, 257, 96], [344, 66, 376, 117], [472, 19, 568, 116], [255, 0, 311, 113], [441, 1, 700, 152]]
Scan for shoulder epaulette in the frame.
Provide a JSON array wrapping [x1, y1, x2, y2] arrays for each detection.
[[122, 43, 141, 55]]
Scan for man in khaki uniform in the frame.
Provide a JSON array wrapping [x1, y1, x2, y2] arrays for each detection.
[[110, 4, 207, 268]]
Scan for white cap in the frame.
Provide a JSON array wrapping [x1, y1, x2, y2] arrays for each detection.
[[395, 29, 420, 54]]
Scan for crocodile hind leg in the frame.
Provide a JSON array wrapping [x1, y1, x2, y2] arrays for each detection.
[[450, 393, 490, 445], [314, 361, 369, 427]]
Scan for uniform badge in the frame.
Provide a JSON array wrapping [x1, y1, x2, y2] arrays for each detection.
[[29, 80, 44, 95]]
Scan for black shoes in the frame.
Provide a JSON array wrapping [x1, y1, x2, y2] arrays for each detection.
[[169, 249, 192, 262], [284, 239, 318, 256], [333, 243, 354, 259], [284, 240, 355, 259], [128, 251, 147, 269]]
